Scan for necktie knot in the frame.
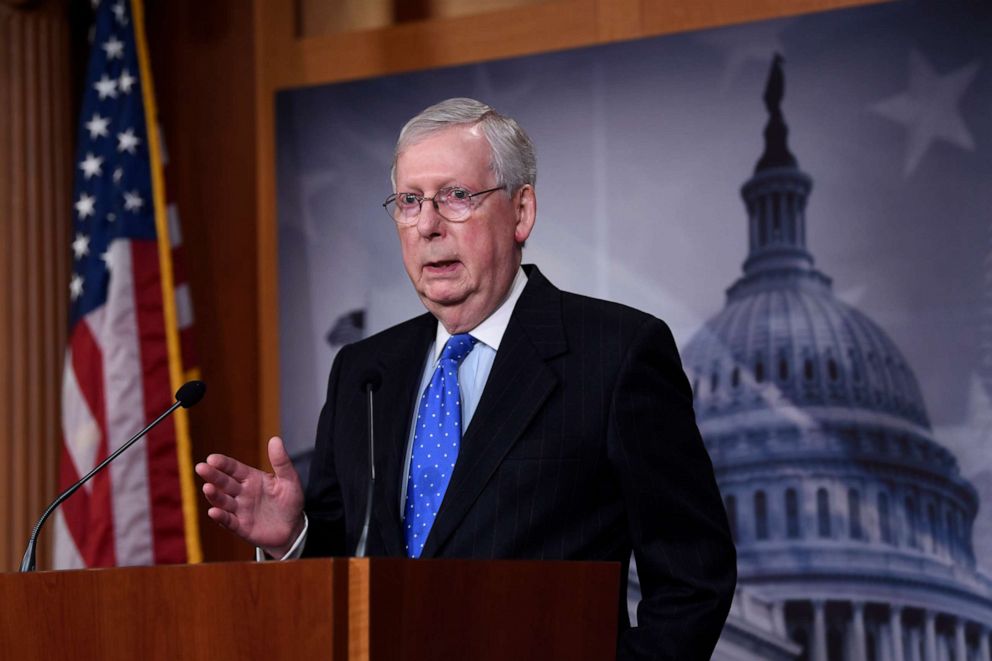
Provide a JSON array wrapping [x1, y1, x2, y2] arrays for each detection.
[[440, 333, 477, 366]]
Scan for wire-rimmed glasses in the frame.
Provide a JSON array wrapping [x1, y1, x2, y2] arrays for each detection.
[[383, 186, 505, 224]]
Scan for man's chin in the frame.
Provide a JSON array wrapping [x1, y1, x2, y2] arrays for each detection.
[[420, 288, 469, 309]]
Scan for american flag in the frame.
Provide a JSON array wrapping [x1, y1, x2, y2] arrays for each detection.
[[54, 0, 200, 568]]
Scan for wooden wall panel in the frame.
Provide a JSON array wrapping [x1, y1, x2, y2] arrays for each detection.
[[0, 2, 71, 571], [146, 0, 260, 563]]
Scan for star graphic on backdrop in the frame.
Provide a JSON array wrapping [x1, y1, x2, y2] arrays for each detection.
[[72, 233, 91, 259], [117, 128, 140, 154], [102, 36, 124, 60], [69, 274, 84, 301], [85, 113, 109, 139], [75, 192, 96, 219], [94, 74, 118, 100], [871, 50, 981, 176], [112, 1, 128, 25], [123, 190, 144, 212], [118, 69, 136, 94], [112, 167, 123, 184], [697, 19, 790, 92], [79, 152, 103, 180]]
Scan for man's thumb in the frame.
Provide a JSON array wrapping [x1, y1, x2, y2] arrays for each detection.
[[267, 436, 299, 482]]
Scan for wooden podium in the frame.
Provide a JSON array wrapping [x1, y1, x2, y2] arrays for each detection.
[[1, 558, 620, 660]]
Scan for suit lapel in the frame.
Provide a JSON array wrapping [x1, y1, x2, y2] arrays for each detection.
[[371, 313, 435, 557], [421, 266, 568, 558]]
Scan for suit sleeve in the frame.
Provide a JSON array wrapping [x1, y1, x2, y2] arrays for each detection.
[[300, 345, 350, 557], [609, 316, 737, 660]]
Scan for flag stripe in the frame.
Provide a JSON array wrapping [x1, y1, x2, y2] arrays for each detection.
[[61, 349, 102, 482], [61, 349, 102, 566], [95, 240, 153, 566], [131, 239, 186, 563], [53, 509, 86, 569], [67, 320, 117, 566]]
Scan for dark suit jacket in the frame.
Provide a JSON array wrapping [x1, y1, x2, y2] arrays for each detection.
[[303, 265, 736, 660]]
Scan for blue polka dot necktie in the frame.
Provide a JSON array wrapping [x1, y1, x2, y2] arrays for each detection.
[[404, 333, 477, 558]]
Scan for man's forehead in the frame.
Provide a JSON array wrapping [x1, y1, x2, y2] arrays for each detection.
[[395, 125, 493, 182]]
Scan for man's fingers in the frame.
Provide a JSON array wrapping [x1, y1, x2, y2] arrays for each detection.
[[206, 507, 239, 533], [204, 453, 253, 481], [195, 462, 242, 495], [202, 482, 238, 512], [267, 437, 300, 484]]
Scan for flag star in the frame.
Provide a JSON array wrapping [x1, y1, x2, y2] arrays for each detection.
[[75, 192, 96, 219], [112, 1, 128, 24], [113, 167, 123, 183], [102, 36, 124, 60], [117, 128, 140, 154], [118, 68, 136, 94], [85, 113, 110, 139], [871, 50, 981, 176], [69, 274, 84, 300], [72, 233, 90, 259], [79, 152, 103, 179], [94, 74, 118, 99], [123, 190, 144, 212]]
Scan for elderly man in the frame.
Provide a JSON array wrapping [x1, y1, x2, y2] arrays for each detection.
[[196, 98, 736, 660]]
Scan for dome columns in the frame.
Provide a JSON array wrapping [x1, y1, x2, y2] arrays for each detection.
[[783, 600, 991, 660], [924, 610, 938, 661], [890, 606, 905, 661], [851, 602, 867, 661], [812, 599, 828, 661], [955, 618, 967, 661]]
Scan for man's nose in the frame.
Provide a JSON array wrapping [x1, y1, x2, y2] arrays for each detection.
[[416, 198, 444, 237]]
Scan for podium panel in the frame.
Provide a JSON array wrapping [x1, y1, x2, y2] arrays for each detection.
[[1, 558, 619, 660]]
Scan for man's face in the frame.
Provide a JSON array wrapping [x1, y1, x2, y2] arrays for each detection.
[[394, 125, 535, 333]]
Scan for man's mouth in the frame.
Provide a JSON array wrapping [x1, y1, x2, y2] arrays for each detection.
[[425, 260, 460, 273]]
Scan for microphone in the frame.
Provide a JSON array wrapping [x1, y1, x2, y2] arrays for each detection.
[[20, 380, 207, 572], [354, 369, 381, 558]]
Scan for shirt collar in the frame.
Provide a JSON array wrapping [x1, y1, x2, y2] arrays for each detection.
[[432, 266, 528, 362]]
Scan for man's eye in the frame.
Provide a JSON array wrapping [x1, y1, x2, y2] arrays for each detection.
[[449, 188, 469, 200], [399, 193, 419, 205]]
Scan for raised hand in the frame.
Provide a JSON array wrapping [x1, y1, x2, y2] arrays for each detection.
[[194, 436, 305, 558]]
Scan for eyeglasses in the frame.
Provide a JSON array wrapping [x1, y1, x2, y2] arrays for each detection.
[[383, 186, 506, 224]]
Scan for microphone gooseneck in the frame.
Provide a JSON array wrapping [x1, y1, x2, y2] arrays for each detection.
[[20, 380, 206, 572], [355, 371, 381, 558]]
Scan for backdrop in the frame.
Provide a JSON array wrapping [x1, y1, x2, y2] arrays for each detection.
[[276, 1, 992, 656]]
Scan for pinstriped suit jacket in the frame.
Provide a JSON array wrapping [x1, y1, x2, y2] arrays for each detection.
[[303, 265, 736, 660]]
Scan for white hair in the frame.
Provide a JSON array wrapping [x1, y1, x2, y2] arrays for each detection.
[[391, 98, 537, 194]]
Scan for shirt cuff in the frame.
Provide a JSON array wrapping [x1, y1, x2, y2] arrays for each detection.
[[254, 514, 308, 561]]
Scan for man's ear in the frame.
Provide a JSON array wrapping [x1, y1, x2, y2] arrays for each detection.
[[513, 185, 536, 244]]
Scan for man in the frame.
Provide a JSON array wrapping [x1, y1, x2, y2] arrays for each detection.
[[196, 98, 736, 659]]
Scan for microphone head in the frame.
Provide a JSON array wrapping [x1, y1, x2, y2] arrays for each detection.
[[359, 369, 383, 394], [175, 380, 207, 408]]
